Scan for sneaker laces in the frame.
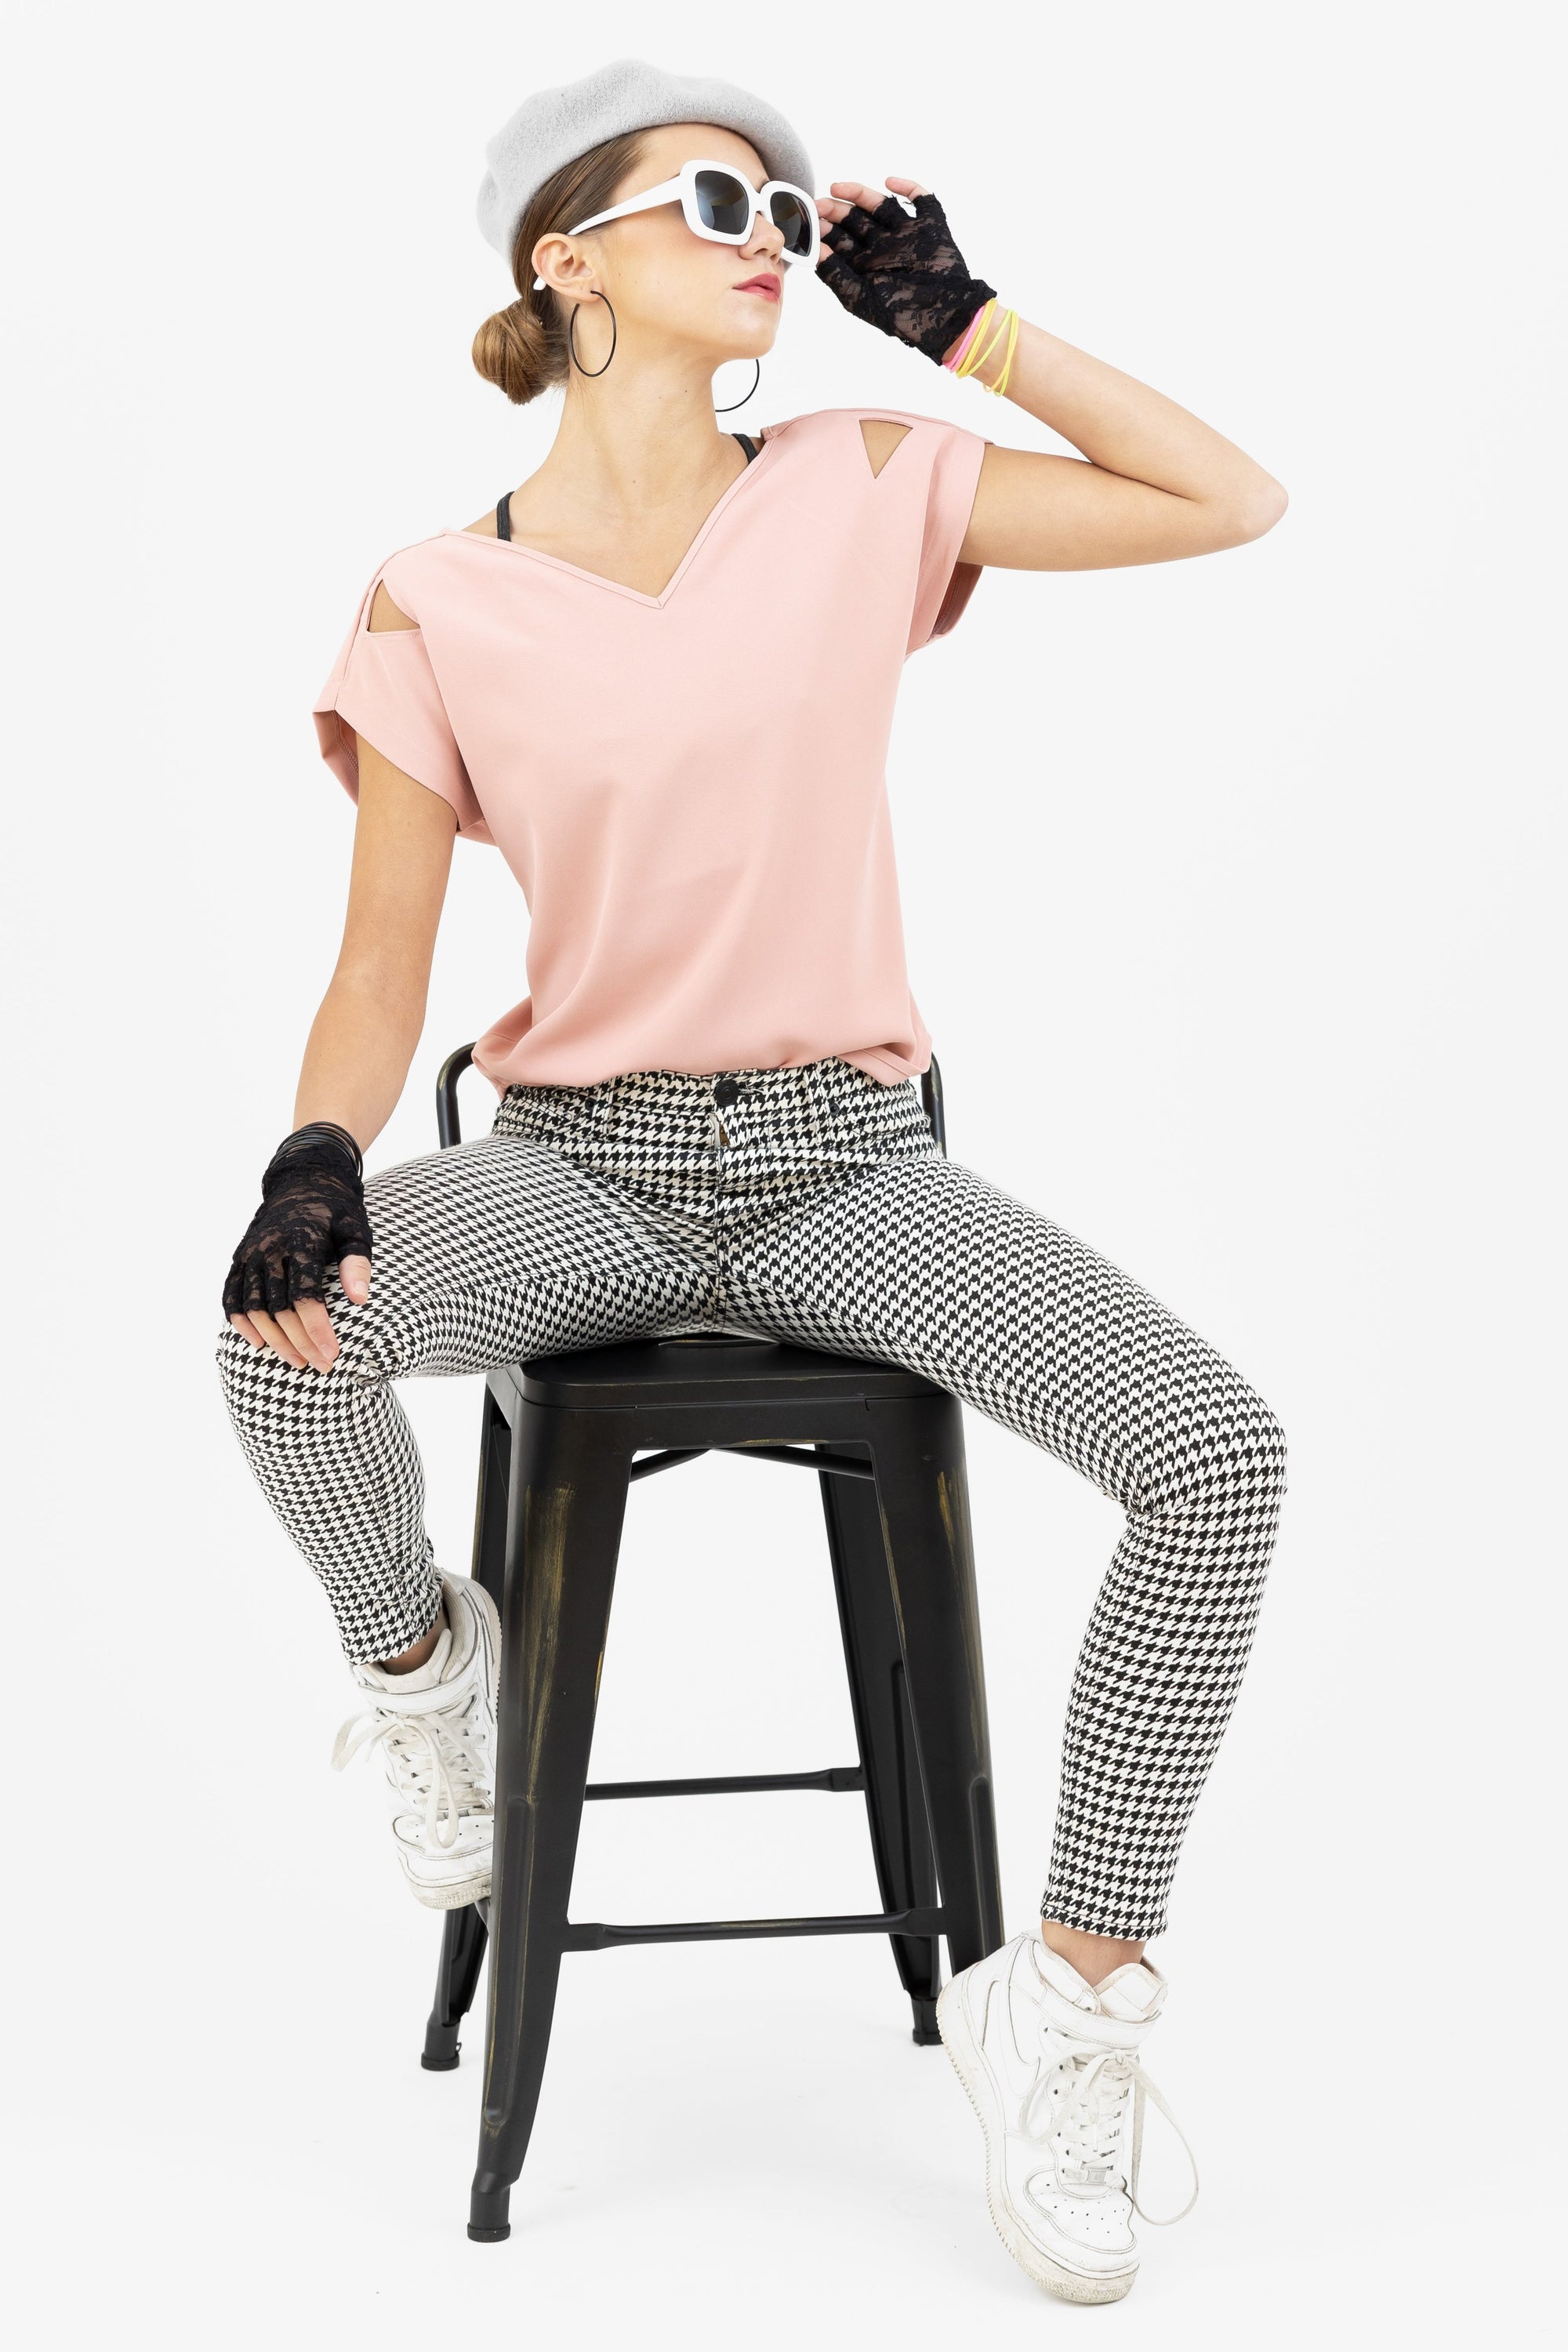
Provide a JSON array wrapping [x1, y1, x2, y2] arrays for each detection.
[[1023, 2038, 1200, 2226], [331, 1691, 492, 1853]]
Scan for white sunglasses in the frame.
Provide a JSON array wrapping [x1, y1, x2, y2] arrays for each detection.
[[531, 157, 821, 290]]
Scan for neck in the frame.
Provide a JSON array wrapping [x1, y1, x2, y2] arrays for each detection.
[[522, 331, 750, 524]]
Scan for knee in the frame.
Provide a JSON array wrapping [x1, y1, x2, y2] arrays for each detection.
[[214, 1320, 249, 1394], [215, 1321, 287, 1423], [1220, 1381, 1287, 1501], [1162, 1374, 1287, 1519], [212, 1317, 373, 1409], [1235, 1388, 1287, 1500]]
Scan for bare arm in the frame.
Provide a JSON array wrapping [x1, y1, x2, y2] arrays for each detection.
[[230, 585, 458, 1370], [827, 176, 1288, 572], [294, 757, 457, 1149], [955, 318, 1288, 571]]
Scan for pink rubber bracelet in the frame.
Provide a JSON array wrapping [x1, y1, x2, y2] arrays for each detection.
[[942, 297, 993, 372]]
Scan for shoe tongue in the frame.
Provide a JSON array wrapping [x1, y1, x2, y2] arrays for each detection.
[[1093, 1961, 1167, 2024], [1030, 1939, 1167, 2032]]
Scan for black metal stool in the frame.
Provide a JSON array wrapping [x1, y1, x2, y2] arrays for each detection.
[[420, 1048, 1005, 2243]]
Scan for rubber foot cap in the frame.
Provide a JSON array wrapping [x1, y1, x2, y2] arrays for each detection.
[[467, 2223, 511, 2242]]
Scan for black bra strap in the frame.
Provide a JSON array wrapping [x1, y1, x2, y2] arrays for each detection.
[[495, 431, 755, 538]]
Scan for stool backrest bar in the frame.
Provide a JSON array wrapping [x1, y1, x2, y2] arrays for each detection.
[[436, 1050, 948, 1157]]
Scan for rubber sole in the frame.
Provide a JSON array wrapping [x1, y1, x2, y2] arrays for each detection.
[[405, 1868, 492, 1911], [935, 1975, 1138, 2307]]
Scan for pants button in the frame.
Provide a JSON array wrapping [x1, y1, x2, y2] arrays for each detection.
[[713, 1076, 740, 1108]]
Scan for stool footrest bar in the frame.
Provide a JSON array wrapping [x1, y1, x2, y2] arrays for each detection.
[[715, 1443, 876, 1479], [628, 1446, 712, 1481], [627, 1442, 874, 1481], [561, 1906, 947, 1951], [585, 1765, 866, 1800]]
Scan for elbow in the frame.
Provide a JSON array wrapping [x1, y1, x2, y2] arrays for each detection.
[[331, 958, 429, 1036], [1218, 470, 1289, 546]]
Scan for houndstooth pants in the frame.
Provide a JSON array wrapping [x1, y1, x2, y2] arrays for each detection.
[[215, 1054, 1287, 1939]]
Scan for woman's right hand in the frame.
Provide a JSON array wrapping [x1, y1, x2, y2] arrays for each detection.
[[223, 1127, 374, 1372]]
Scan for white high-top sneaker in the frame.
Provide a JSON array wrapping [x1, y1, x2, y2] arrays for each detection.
[[331, 1574, 501, 1910], [936, 1930, 1198, 2303]]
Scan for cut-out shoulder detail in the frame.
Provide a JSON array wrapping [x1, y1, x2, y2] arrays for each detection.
[[858, 418, 913, 480], [368, 582, 418, 632]]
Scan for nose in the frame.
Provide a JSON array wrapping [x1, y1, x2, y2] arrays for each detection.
[[743, 212, 786, 263]]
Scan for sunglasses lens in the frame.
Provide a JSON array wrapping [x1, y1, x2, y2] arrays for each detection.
[[694, 169, 753, 238], [769, 191, 815, 258]]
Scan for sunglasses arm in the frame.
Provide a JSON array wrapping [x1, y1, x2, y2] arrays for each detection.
[[528, 176, 684, 289]]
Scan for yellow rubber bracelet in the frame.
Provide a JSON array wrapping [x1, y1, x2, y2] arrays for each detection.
[[985, 308, 1020, 396], [990, 308, 1018, 390], [961, 303, 1016, 390], [957, 301, 1007, 380]]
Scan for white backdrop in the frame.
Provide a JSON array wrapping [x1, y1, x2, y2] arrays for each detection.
[[3, 4, 1561, 2343]]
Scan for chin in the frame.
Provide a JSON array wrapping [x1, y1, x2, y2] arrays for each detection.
[[721, 317, 779, 356]]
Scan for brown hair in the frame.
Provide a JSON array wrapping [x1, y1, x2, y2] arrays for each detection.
[[471, 130, 651, 405]]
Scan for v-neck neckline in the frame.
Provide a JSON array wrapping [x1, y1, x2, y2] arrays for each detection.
[[444, 423, 785, 608]]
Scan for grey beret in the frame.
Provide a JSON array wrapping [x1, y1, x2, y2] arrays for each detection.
[[476, 54, 815, 267]]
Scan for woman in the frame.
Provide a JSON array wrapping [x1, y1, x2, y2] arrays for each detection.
[[216, 57, 1287, 2305]]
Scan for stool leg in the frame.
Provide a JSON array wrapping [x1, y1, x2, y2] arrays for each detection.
[[867, 1394, 1004, 1979], [469, 1404, 630, 2243], [421, 1388, 510, 2074], [818, 1450, 943, 2043], [470, 1381, 512, 1612], [422, 1904, 489, 2071]]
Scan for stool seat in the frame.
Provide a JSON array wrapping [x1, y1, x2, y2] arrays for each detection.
[[507, 1330, 948, 1410]]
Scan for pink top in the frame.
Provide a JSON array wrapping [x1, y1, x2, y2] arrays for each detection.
[[313, 405, 990, 1092]]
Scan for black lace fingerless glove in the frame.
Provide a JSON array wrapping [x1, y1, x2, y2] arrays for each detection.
[[222, 1121, 372, 1319], [816, 190, 999, 365]]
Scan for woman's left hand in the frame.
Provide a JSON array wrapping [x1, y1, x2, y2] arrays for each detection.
[[814, 177, 998, 365]]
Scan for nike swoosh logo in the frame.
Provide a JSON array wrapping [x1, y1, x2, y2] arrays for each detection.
[[978, 1958, 1041, 2114]]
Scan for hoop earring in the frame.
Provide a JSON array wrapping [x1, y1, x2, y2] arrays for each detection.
[[567, 292, 616, 378], [714, 357, 762, 413]]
